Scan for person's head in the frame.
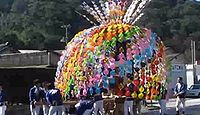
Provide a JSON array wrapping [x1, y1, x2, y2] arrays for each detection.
[[177, 77, 183, 83], [47, 82, 55, 90], [42, 81, 48, 89], [33, 79, 41, 87]]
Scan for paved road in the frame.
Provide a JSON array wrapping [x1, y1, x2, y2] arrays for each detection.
[[141, 98, 200, 115]]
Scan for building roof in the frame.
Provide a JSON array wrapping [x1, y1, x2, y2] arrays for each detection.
[[0, 65, 56, 69], [18, 50, 44, 53]]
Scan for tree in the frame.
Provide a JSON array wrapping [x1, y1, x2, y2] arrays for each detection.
[[0, 0, 82, 50], [137, 0, 200, 62], [0, 32, 24, 49], [0, 0, 13, 13], [0, 0, 200, 57]]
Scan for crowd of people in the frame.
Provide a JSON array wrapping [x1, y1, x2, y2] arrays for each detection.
[[0, 76, 187, 115], [28, 78, 144, 115], [29, 79, 65, 115]]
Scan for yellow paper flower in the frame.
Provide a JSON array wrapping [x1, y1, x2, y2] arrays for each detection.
[[139, 86, 144, 93], [138, 93, 144, 99], [131, 92, 137, 98]]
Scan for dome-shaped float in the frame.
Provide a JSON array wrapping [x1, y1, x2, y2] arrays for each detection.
[[55, 0, 167, 101]]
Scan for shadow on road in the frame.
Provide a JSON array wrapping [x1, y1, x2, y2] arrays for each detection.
[[142, 104, 200, 115]]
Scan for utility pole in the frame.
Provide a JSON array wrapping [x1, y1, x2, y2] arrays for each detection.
[[191, 40, 197, 83], [60, 24, 70, 43]]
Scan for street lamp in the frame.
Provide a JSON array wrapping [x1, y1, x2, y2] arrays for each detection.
[[60, 24, 71, 43]]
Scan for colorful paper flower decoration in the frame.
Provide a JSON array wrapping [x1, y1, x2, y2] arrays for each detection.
[[55, 0, 167, 100]]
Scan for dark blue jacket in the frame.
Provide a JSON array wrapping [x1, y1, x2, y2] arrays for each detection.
[[174, 82, 187, 97], [29, 86, 43, 103], [41, 88, 48, 102], [0, 90, 7, 105], [76, 100, 94, 115], [46, 88, 63, 106], [94, 95, 103, 101]]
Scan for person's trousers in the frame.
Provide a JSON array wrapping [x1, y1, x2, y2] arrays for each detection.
[[30, 105, 41, 115], [124, 100, 133, 115], [48, 105, 66, 115], [83, 108, 93, 115], [133, 100, 141, 115], [93, 100, 104, 115], [0, 105, 6, 115], [159, 99, 167, 115], [175, 97, 185, 112], [43, 105, 49, 115]]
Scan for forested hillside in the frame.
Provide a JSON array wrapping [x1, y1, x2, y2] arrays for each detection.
[[0, 0, 200, 61]]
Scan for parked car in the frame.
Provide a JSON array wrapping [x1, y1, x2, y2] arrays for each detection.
[[186, 84, 200, 97]]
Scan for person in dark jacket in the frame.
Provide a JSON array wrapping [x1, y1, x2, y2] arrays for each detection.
[[41, 81, 49, 115], [0, 83, 7, 115], [29, 79, 43, 115], [75, 88, 94, 115], [174, 77, 187, 115], [46, 83, 65, 115]]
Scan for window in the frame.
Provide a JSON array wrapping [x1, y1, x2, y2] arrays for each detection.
[[190, 85, 200, 89]]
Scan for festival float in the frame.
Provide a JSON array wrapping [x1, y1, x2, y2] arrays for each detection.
[[55, 0, 167, 102]]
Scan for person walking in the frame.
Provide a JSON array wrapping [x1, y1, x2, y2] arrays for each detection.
[[41, 81, 49, 115], [159, 84, 167, 115], [174, 77, 187, 115], [0, 83, 7, 115], [46, 83, 65, 115], [29, 79, 43, 115]]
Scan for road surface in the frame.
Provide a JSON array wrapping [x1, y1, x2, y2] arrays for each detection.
[[141, 98, 200, 115]]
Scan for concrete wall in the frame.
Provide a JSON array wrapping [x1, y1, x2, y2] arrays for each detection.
[[0, 50, 60, 104], [0, 51, 60, 67], [166, 49, 187, 97], [49, 52, 60, 67], [167, 64, 186, 98]]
